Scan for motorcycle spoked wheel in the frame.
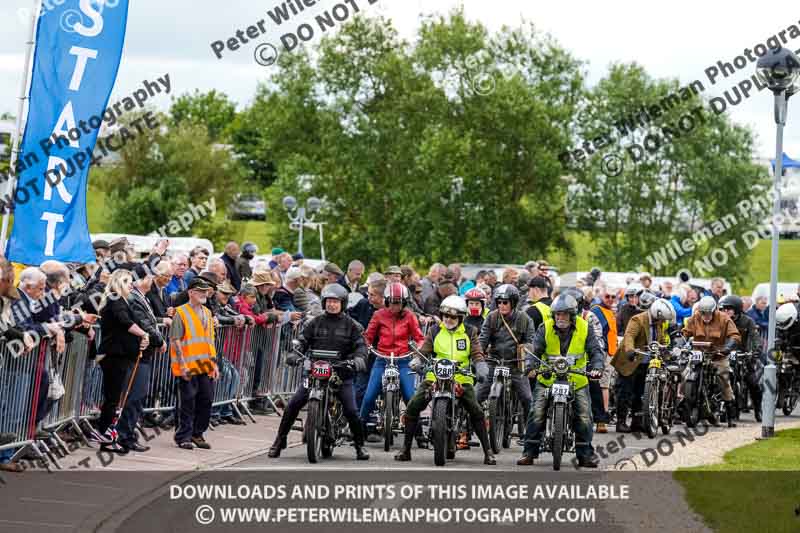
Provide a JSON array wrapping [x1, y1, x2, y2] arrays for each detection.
[[682, 381, 701, 428], [642, 378, 659, 439], [488, 392, 505, 455], [551, 402, 567, 472], [431, 399, 449, 467]]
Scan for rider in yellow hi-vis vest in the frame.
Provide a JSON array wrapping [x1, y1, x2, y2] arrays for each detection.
[[396, 295, 496, 465], [517, 293, 606, 468], [170, 276, 219, 451]]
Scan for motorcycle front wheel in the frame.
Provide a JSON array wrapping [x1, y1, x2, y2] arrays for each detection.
[[383, 390, 395, 452], [683, 381, 701, 428], [488, 391, 504, 454], [551, 402, 566, 472], [431, 399, 449, 467], [642, 378, 659, 439], [305, 400, 323, 464]]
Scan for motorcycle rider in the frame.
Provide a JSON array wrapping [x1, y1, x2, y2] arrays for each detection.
[[360, 282, 424, 437], [476, 284, 534, 430], [681, 296, 741, 428], [719, 294, 763, 421], [396, 295, 495, 464], [617, 283, 643, 335], [565, 287, 609, 433], [775, 302, 800, 406], [617, 298, 678, 432], [267, 284, 370, 460], [464, 288, 489, 331], [517, 294, 605, 467]]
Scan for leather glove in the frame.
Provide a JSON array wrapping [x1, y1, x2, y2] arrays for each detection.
[[286, 352, 301, 367], [353, 357, 367, 373], [410, 357, 424, 374], [475, 361, 489, 383]]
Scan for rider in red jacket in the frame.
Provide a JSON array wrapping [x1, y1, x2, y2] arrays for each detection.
[[360, 283, 425, 424]]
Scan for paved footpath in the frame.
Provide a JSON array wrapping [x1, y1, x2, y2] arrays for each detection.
[[0, 411, 796, 532]]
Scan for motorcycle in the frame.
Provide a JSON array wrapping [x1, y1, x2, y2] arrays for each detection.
[[729, 350, 762, 421], [529, 354, 596, 471], [485, 356, 525, 453], [634, 342, 683, 437], [774, 348, 800, 416], [368, 347, 412, 452], [680, 340, 725, 428], [411, 348, 475, 467], [295, 343, 354, 464]]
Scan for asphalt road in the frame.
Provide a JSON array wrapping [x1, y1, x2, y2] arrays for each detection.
[[229, 409, 767, 472]]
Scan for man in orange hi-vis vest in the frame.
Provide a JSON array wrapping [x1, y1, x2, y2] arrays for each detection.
[[170, 276, 219, 450]]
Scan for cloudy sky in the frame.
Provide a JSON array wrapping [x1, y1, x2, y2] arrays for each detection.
[[1, 0, 799, 158]]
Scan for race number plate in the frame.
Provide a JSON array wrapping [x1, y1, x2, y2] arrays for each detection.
[[434, 359, 455, 380], [494, 366, 510, 378], [690, 351, 703, 363], [649, 359, 662, 369], [551, 383, 570, 400]]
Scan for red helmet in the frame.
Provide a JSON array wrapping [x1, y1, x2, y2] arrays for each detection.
[[464, 288, 486, 316], [384, 282, 410, 307]]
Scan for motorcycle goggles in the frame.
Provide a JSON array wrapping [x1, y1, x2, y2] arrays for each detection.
[[496, 299, 511, 306], [388, 298, 404, 305], [442, 312, 461, 320]]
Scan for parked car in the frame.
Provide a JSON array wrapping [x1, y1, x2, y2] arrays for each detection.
[[229, 194, 266, 220]]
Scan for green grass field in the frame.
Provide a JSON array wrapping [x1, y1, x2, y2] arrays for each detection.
[[674, 428, 800, 533], [84, 185, 800, 292]]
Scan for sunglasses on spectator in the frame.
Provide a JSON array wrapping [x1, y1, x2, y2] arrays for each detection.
[[603, 294, 617, 300], [442, 313, 460, 320]]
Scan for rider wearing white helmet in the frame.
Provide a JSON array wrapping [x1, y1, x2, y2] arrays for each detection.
[[398, 295, 495, 465]]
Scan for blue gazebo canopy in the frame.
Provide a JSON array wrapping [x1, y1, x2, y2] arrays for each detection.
[[770, 152, 800, 171]]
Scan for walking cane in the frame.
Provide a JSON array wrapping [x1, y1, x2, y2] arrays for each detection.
[[104, 350, 144, 443]]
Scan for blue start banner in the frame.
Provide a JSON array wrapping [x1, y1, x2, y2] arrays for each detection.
[[6, 0, 129, 265]]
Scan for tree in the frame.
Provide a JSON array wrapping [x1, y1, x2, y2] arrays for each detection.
[[170, 89, 236, 142], [236, 11, 584, 268], [96, 110, 245, 247], [566, 63, 767, 283]]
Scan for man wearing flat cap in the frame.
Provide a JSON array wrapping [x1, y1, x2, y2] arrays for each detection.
[[171, 276, 219, 450]]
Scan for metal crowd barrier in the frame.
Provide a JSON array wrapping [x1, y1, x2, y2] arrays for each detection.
[[0, 338, 59, 470], [0, 318, 307, 470]]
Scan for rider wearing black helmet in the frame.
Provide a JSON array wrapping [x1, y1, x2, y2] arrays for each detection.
[[517, 294, 605, 467], [476, 284, 535, 428], [268, 284, 370, 460], [719, 294, 763, 421]]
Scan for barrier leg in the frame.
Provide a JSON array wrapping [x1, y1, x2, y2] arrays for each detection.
[[37, 441, 62, 470], [70, 418, 90, 447], [236, 400, 257, 423]]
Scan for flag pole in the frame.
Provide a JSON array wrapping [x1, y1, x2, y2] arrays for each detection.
[[1, 0, 40, 253]]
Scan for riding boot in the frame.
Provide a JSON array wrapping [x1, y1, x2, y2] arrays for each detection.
[[267, 415, 293, 458], [615, 406, 631, 433], [473, 418, 496, 465], [348, 418, 370, 460], [394, 417, 417, 461], [725, 401, 737, 428], [629, 411, 646, 433]]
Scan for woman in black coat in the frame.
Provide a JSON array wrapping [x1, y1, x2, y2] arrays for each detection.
[[97, 269, 150, 453]]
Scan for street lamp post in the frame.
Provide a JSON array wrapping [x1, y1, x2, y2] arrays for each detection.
[[283, 195, 321, 256], [756, 46, 800, 439]]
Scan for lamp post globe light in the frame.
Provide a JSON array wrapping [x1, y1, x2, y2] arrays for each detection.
[[283, 195, 322, 256], [756, 46, 800, 439]]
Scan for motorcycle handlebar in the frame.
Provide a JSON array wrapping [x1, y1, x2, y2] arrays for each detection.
[[368, 347, 413, 359]]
